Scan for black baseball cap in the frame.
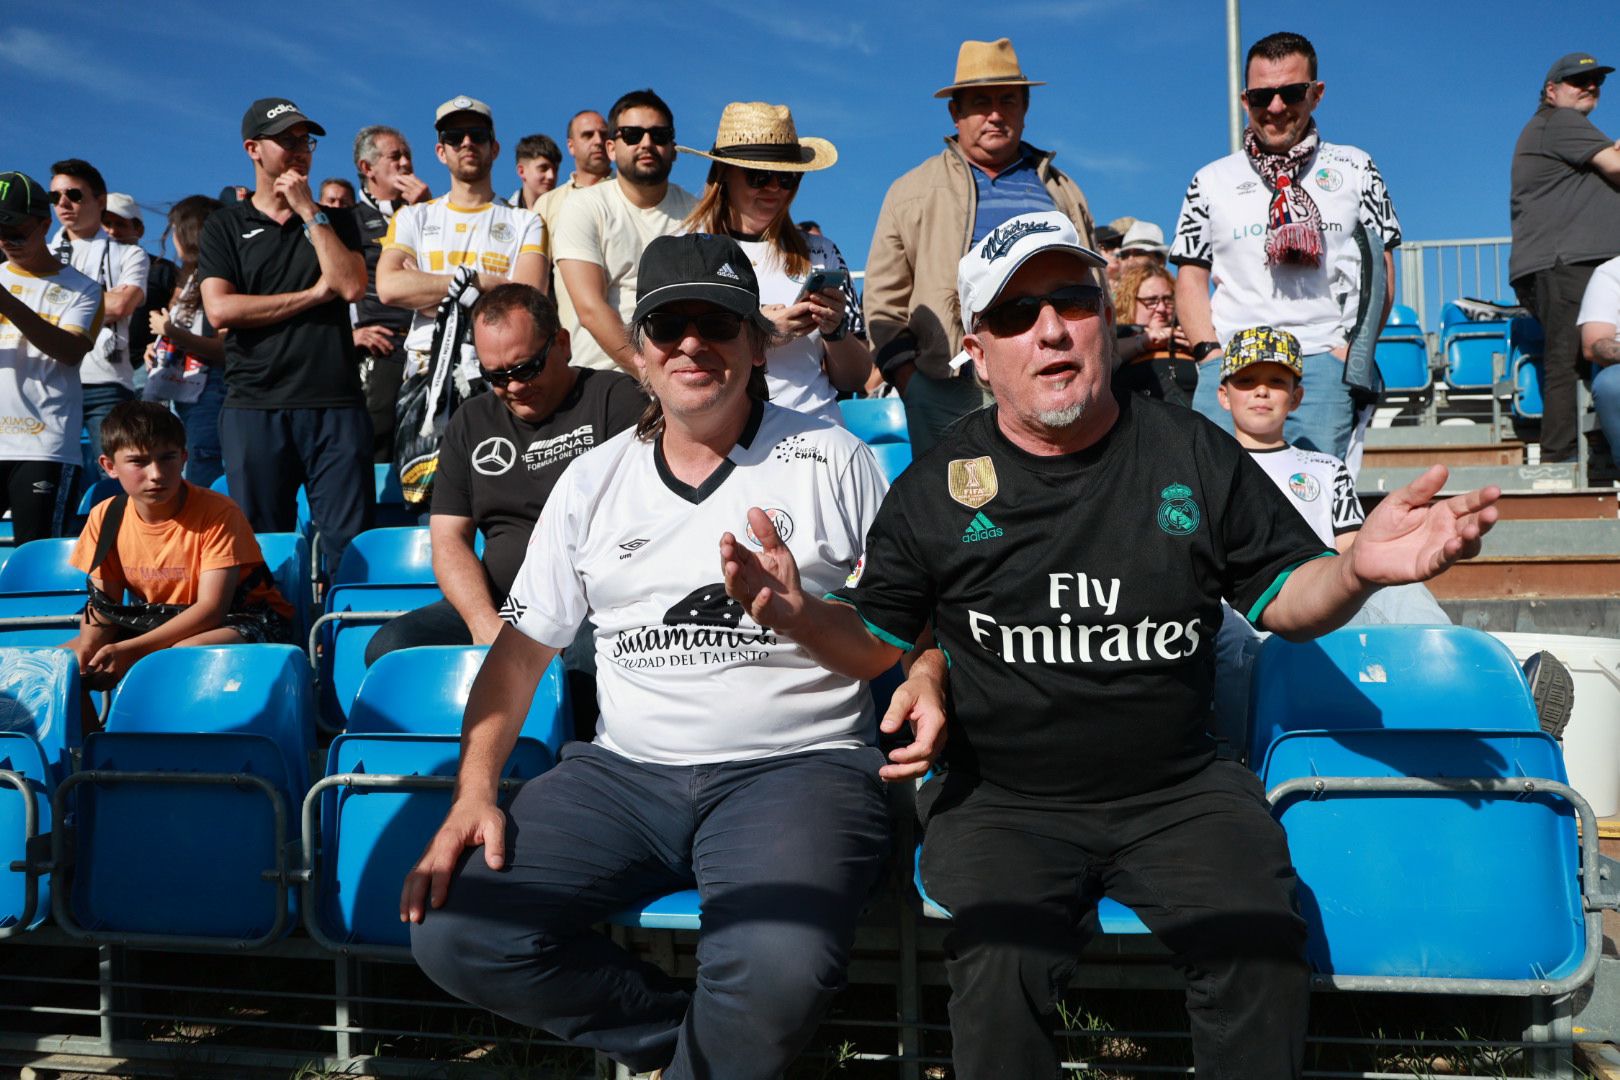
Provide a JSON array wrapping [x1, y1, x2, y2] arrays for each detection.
[[1545, 52, 1614, 85], [241, 97, 328, 141], [1094, 224, 1124, 250], [0, 171, 52, 226], [632, 234, 775, 331]]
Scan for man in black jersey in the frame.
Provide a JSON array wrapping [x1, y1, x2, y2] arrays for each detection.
[[721, 210, 1501, 1079]]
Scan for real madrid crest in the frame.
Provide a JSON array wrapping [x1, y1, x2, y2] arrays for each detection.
[[1157, 483, 1200, 536], [947, 456, 998, 509]]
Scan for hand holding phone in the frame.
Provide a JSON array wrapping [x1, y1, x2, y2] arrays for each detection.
[[795, 268, 849, 303]]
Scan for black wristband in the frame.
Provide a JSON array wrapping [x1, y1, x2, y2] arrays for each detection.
[[1191, 340, 1222, 362]]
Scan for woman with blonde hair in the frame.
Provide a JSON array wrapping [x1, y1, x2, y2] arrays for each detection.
[[1112, 263, 1195, 406], [680, 102, 871, 424]]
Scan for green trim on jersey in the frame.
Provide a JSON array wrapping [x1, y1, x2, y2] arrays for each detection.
[[824, 592, 914, 651], [1244, 550, 1337, 625]]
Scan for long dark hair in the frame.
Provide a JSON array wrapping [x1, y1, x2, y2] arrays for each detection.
[[628, 317, 773, 442], [165, 195, 223, 279]]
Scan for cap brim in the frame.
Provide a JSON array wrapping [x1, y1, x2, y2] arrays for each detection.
[[933, 77, 1045, 99], [259, 113, 327, 138], [676, 137, 837, 173], [968, 242, 1108, 329], [631, 281, 774, 329]]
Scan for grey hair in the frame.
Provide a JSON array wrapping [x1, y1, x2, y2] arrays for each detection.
[[354, 124, 407, 170]]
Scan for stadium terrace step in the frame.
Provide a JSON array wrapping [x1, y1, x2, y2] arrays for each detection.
[[1427, 517, 1620, 601], [1357, 462, 1582, 494], [1363, 424, 1526, 468]]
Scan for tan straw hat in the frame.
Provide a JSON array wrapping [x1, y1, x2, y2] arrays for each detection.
[[677, 102, 837, 173], [934, 38, 1046, 99]]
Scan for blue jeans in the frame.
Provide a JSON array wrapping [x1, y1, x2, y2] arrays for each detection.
[[81, 382, 135, 471], [1193, 351, 1356, 457], [1594, 363, 1620, 455], [903, 371, 992, 458], [173, 368, 226, 490], [411, 741, 891, 1078]]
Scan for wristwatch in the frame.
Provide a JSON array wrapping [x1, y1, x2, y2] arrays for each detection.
[[1191, 340, 1222, 362], [823, 316, 847, 342], [302, 210, 331, 236]]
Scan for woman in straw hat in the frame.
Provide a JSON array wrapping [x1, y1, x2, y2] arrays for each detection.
[[680, 102, 871, 425]]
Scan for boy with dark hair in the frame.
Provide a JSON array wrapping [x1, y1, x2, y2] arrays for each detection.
[[508, 133, 561, 210], [64, 401, 294, 693]]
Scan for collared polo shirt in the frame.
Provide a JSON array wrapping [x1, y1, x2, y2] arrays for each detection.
[[197, 200, 366, 410], [970, 145, 1056, 246]]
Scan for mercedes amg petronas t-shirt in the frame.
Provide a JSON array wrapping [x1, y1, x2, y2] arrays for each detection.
[[503, 401, 889, 765], [835, 394, 1330, 801]]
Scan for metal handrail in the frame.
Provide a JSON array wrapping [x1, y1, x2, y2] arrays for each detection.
[[0, 768, 41, 938]]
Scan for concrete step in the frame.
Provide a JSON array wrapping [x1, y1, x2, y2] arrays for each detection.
[[1427, 518, 1620, 600], [1357, 462, 1582, 494]]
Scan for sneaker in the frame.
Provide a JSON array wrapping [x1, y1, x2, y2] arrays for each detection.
[[1523, 650, 1575, 740]]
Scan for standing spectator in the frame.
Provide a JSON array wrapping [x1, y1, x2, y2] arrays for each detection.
[[554, 89, 697, 374], [798, 220, 823, 236], [533, 110, 614, 353], [1117, 219, 1169, 273], [679, 102, 871, 423], [1094, 223, 1124, 284], [1509, 51, 1620, 463], [49, 159, 150, 471], [198, 97, 372, 573], [319, 178, 356, 208], [377, 96, 545, 505], [1576, 255, 1620, 454], [352, 124, 431, 462], [864, 37, 1095, 455], [145, 196, 228, 488], [1112, 264, 1194, 405], [1174, 31, 1400, 460], [506, 133, 561, 210], [106, 194, 177, 373], [0, 171, 101, 542]]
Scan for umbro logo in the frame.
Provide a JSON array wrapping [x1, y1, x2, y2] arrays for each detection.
[[618, 538, 650, 559], [496, 595, 528, 626], [961, 511, 1004, 543], [241, 228, 265, 239], [716, 262, 741, 281]]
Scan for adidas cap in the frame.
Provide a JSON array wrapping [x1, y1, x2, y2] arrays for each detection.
[[631, 233, 775, 333]]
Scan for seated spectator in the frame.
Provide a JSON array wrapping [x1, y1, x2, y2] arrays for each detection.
[[144, 196, 228, 488], [1117, 219, 1168, 273], [680, 101, 871, 424], [1576, 254, 1620, 454], [406, 234, 894, 1079], [64, 401, 294, 698], [507, 133, 561, 210], [319, 178, 356, 208], [1112, 264, 1194, 406]]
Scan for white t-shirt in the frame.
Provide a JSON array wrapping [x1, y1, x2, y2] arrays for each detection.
[[502, 402, 888, 765], [382, 196, 545, 354], [1246, 443, 1364, 547], [551, 179, 698, 371], [0, 261, 103, 464], [1576, 256, 1620, 338], [1170, 142, 1401, 355], [50, 227, 149, 390]]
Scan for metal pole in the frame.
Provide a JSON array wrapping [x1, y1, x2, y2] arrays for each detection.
[[1227, 0, 1243, 154]]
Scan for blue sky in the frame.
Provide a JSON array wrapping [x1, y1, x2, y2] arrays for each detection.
[[2, 1, 1614, 282]]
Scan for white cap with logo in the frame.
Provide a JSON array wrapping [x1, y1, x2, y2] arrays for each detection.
[[103, 193, 141, 224]]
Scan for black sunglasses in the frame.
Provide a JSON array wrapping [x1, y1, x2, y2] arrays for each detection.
[[614, 125, 675, 147], [1566, 73, 1607, 90], [1242, 82, 1314, 108], [741, 168, 800, 191], [480, 337, 552, 387], [974, 285, 1104, 336], [641, 310, 745, 345], [438, 127, 494, 147], [52, 187, 85, 205]]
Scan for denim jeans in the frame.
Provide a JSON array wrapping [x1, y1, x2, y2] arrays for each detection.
[[1593, 362, 1620, 456], [1193, 351, 1356, 457], [172, 367, 227, 490], [81, 382, 135, 471]]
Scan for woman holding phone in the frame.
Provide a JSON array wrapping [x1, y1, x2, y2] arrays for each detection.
[[680, 102, 871, 424]]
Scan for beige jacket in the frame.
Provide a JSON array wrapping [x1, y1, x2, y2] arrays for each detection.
[[863, 138, 1095, 381]]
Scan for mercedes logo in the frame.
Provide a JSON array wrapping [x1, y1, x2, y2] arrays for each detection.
[[472, 436, 517, 476]]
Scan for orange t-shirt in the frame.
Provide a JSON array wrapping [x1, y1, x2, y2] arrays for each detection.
[[70, 483, 294, 619]]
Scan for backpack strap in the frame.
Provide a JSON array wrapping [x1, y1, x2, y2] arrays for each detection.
[[87, 493, 128, 579]]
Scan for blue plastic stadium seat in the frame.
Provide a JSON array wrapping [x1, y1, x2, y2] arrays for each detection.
[[910, 843, 1149, 934], [332, 527, 434, 587], [1508, 317, 1546, 420], [610, 889, 704, 931], [347, 646, 570, 751], [1439, 302, 1511, 391], [839, 398, 909, 445], [0, 647, 81, 784], [0, 648, 81, 935], [0, 540, 90, 648], [870, 442, 912, 484], [372, 463, 418, 528], [74, 476, 122, 524], [256, 532, 311, 636], [317, 582, 446, 728], [1387, 304, 1421, 332], [1373, 336, 1430, 394], [0, 539, 83, 595]]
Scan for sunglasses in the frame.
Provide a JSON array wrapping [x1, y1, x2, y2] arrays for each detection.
[[975, 285, 1104, 336], [480, 338, 552, 387], [614, 125, 675, 147], [1242, 82, 1314, 108], [438, 127, 493, 147], [264, 133, 317, 153], [741, 168, 800, 191], [1566, 73, 1607, 90], [641, 310, 745, 345], [52, 187, 85, 205]]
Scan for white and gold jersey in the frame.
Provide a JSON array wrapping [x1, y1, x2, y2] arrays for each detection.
[[0, 261, 102, 464]]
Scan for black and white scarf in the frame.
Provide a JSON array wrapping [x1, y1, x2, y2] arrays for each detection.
[[1244, 120, 1325, 268]]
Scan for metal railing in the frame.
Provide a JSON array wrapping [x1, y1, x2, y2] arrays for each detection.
[[1397, 237, 1513, 332]]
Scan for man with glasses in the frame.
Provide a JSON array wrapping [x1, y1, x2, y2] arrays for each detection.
[[406, 234, 894, 1079], [48, 159, 149, 472], [1173, 31, 1401, 465], [198, 97, 373, 573], [1510, 52, 1620, 463], [719, 210, 1501, 1079], [554, 89, 696, 374]]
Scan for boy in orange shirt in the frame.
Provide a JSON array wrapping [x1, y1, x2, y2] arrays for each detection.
[[65, 401, 294, 692]]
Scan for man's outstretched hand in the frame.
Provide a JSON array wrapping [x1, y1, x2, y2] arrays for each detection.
[[721, 506, 808, 632], [1352, 465, 1500, 585]]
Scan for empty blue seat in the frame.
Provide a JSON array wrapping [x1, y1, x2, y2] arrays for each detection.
[[332, 527, 434, 587], [1387, 304, 1421, 331], [348, 645, 570, 751], [839, 398, 909, 444], [1373, 336, 1430, 394], [74, 477, 122, 528], [315, 582, 446, 729], [0, 539, 83, 594], [1508, 317, 1545, 420], [1439, 302, 1511, 391], [0, 540, 89, 648], [870, 442, 912, 484], [0, 648, 80, 936], [0, 647, 81, 784]]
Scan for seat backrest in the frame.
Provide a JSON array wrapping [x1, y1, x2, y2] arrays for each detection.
[[332, 528, 434, 587], [255, 532, 310, 631], [870, 442, 912, 484], [375, 463, 404, 505], [76, 477, 122, 517], [1387, 303, 1420, 331], [1248, 626, 1538, 764], [348, 646, 570, 751], [838, 398, 909, 445], [209, 475, 231, 496], [0, 647, 80, 782], [0, 539, 84, 594]]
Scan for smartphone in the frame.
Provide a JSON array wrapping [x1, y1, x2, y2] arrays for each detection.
[[795, 269, 850, 302]]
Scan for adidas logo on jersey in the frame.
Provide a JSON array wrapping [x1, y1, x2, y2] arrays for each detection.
[[716, 262, 741, 280], [961, 511, 1004, 543]]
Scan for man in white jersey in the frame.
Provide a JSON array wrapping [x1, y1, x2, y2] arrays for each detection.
[[405, 234, 902, 1080], [1173, 31, 1401, 462], [48, 158, 149, 471], [554, 88, 698, 374], [0, 171, 103, 542]]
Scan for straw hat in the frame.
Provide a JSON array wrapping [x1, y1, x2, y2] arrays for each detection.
[[935, 38, 1046, 99], [677, 102, 837, 172]]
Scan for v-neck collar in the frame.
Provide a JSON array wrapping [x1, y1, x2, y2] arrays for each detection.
[[653, 400, 765, 504]]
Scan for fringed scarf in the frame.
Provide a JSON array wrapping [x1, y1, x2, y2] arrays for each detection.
[[1244, 120, 1325, 267]]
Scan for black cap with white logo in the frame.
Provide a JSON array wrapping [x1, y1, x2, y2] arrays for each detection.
[[241, 97, 328, 141], [632, 233, 775, 332]]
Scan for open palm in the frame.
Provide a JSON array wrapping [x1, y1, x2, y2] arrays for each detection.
[[1352, 465, 1500, 585]]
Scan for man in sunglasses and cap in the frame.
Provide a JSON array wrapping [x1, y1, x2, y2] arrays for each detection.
[[1510, 51, 1620, 464], [722, 210, 1502, 1079], [1173, 31, 1401, 466], [406, 233, 894, 1079]]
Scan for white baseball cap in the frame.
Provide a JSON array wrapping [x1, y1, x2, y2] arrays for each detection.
[[103, 193, 141, 224]]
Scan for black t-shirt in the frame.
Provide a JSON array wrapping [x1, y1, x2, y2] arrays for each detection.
[[196, 200, 366, 409], [353, 200, 414, 335], [1509, 105, 1620, 282], [129, 256, 177, 362], [836, 393, 1329, 801], [432, 367, 645, 596]]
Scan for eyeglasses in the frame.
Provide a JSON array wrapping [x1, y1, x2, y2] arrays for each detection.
[[438, 127, 494, 147], [480, 338, 553, 387], [741, 168, 800, 191], [641, 310, 745, 345], [1242, 82, 1314, 109], [265, 133, 317, 153], [614, 125, 675, 147], [1136, 294, 1175, 308], [52, 187, 85, 205], [1566, 73, 1607, 90], [974, 285, 1104, 336]]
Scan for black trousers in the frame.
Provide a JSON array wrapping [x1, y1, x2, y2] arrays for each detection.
[[919, 759, 1309, 1080], [0, 460, 80, 544], [1514, 261, 1600, 461]]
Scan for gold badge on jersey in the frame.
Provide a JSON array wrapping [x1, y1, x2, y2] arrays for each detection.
[[947, 456, 998, 509]]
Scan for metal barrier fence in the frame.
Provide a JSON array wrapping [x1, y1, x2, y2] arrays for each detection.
[[1396, 237, 1516, 331]]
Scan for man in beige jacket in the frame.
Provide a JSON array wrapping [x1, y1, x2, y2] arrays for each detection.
[[863, 37, 1095, 454]]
